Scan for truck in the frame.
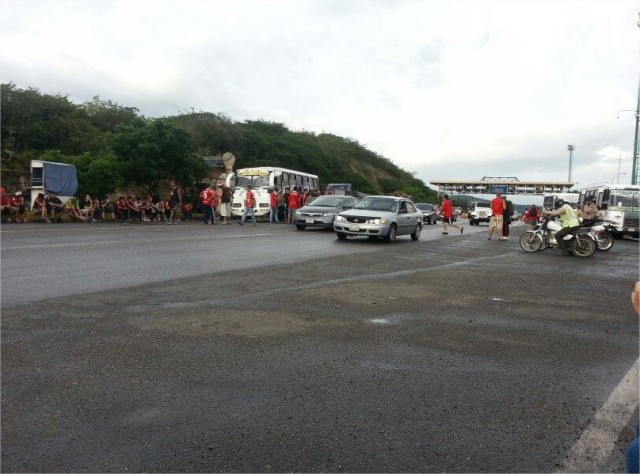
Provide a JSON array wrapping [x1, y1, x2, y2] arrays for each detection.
[[468, 201, 492, 225], [325, 183, 352, 196], [30, 160, 78, 206]]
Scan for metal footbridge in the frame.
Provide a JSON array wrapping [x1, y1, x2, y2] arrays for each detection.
[[430, 177, 575, 195]]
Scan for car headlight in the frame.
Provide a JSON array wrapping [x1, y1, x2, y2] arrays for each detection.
[[322, 212, 336, 217], [367, 218, 387, 224], [335, 215, 346, 222]]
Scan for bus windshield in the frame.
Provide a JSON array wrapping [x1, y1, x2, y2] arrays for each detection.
[[235, 175, 270, 188], [610, 190, 640, 209]]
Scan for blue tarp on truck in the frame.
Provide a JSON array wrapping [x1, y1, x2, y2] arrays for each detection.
[[30, 161, 78, 195]]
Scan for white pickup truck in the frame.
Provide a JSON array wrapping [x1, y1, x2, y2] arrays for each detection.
[[468, 202, 492, 226]]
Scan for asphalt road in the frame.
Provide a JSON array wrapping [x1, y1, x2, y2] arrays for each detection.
[[1, 220, 638, 472]]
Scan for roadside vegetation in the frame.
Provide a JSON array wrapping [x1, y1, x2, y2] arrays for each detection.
[[1, 83, 438, 202]]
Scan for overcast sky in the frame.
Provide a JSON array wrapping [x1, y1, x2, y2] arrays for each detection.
[[1, 0, 638, 196]]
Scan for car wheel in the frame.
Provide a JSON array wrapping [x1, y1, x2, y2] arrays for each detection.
[[295, 224, 306, 230], [411, 223, 421, 241], [336, 232, 348, 240], [385, 224, 397, 243]]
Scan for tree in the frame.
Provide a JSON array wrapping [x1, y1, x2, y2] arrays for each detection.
[[111, 120, 207, 196]]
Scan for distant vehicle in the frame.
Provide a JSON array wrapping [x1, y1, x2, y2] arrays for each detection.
[[30, 160, 78, 206], [543, 193, 579, 211], [325, 183, 352, 196], [293, 195, 359, 230], [468, 202, 492, 226], [415, 203, 438, 225], [578, 184, 639, 238], [225, 167, 319, 219], [454, 207, 462, 215], [333, 195, 422, 242]]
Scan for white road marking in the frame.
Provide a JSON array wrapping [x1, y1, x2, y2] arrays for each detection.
[[0, 233, 276, 250], [558, 358, 639, 473]]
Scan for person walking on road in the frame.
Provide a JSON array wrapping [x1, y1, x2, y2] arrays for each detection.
[[239, 186, 256, 225], [488, 192, 505, 241], [439, 194, 463, 235]]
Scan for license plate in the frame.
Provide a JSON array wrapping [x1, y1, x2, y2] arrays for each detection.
[[349, 224, 361, 231], [306, 218, 315, 224]]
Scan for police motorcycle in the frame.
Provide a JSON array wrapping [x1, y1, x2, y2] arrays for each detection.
[[519, 215, 597, 257]]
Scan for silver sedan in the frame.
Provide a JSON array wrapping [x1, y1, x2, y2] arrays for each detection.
[[333, 195, 422, 242]]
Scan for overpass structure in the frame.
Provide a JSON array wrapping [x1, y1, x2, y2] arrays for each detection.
[[429, 177, 575, 195]]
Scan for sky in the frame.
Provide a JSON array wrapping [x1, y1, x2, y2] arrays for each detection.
[[1, 0, 638, 201]]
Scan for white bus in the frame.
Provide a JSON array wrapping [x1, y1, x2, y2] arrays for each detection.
[[542, 192, 579, 211], [225, 167, 320, 218], [578, 184, 639, 238]]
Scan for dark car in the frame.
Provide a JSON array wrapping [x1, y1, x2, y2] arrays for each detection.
[[415, 203, 438, 225], [293, 195, 359, 230]]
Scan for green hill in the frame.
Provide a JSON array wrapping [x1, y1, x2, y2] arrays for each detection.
[[1, 83, 438, 203]]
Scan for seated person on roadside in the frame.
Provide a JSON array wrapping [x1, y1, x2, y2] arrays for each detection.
[[153, 198, 165, 221], [80, 195, 94, 219], [136, 197, 150, 222], [578, 198, 600, 227], [32, 192, 49, 222], [126, 195, 140, 221], [181, 202, 194, 221], [141, 196, 156, 222], [11, 191, 28, 222], [114, 196, 128, 221], [65, 197, 86, 222], [101, 195, 115, 220], [91, 197, 103, 221], [45, 191, 65, 222], [0, 187, 18, 222]]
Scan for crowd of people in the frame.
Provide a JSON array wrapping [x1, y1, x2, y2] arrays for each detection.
[[0, 182, 326, 226]]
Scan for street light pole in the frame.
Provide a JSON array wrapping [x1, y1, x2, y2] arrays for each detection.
[[567, 145, 575, 182]]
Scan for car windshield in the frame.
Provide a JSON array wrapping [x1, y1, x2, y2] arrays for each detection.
[[305, 196, 348, 207], [416, 204, 433, 211], [476, 203, 490, 208], [354, 197, 398, 212]]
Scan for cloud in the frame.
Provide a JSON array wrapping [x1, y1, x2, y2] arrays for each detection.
[[0, 0, 637, 189]]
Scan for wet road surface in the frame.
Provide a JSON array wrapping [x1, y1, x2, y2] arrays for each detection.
[[1, 221, 638, 472]]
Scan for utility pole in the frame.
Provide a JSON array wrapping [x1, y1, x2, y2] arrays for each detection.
[[567, 144, 575, 182], [632, 76, 639, 184], [633, 13, 640, 185]]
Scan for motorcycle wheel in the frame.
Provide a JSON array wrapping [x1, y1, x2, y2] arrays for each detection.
[[539, 234, 549, 251], [519, 232, 542, 253], [571, 235, 596, 258], [596, 232, 614, 252]]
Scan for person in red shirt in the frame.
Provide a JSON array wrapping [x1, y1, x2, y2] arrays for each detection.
[[269, 187, 280, 223], [287, 187, 299, 224], [439, 194, 463, 235], [488, 192, 505, 241], [239, 186, 256, 225], [10, 191, 28, 223], [199, 185, 215, 225]]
